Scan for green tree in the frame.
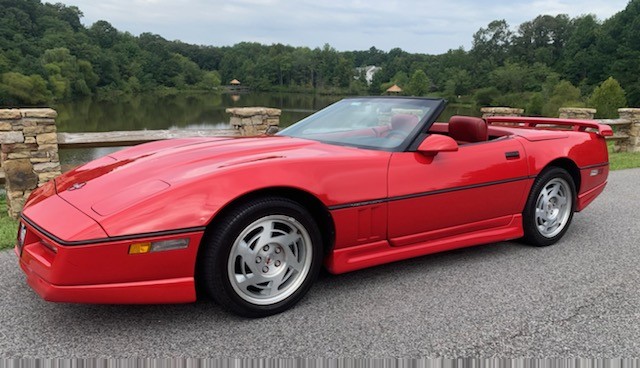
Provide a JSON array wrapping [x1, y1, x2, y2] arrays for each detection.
[[511, 14, 572, 68], [526, 92, 545, 115], [471, 20, 512, 68], [588, 77, 627, 118], [443, 68, 472, 101], [561, 15, 601, 84], [0, 72, 51, 105], [197, 71, 221, 90], [542, 80, 583, 117], [406, 69, 430, 96], [473, 87, 500, 106]]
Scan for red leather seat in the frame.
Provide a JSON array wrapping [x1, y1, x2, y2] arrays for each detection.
[[448, 116, 488, 143]]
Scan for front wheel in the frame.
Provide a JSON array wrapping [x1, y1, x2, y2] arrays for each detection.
[[522, 167, 576, 247], [198, 197, 323, 317]]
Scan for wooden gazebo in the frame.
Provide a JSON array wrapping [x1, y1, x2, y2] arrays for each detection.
[[386, 84, 403, 94]]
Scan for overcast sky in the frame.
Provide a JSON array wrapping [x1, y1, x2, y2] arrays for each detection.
[[56, 0, 630, 54]]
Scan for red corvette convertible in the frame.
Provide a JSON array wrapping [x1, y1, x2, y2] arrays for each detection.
[[16, 97, 611, 317]]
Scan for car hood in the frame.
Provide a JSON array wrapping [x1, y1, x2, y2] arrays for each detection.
[[54, 136, 316, 213], [23, 135, 390, 240]]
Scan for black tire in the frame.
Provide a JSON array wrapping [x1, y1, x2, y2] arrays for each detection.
[[522, 167, 576, 247], [198, 197, 323, 318]]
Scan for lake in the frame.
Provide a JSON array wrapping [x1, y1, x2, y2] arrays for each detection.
[[53, 92, 474, 168]]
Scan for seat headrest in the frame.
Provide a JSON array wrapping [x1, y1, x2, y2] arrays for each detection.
[[448, 116, 488, 143], [391, 114, 419, 131]]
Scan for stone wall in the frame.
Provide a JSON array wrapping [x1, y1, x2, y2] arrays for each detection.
[[226, 107, 281, 136], [480, 107, 524, 118], [559, 108, 597, 120], [0, 108, 61, 217], [617, 108, 640, 153]]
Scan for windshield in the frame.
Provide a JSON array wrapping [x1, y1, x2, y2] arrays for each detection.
[[278, 97, 444, 150]]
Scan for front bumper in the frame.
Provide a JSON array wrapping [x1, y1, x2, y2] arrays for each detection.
[[16, 218, 204, 304]]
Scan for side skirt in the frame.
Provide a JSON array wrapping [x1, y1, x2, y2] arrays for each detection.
[[324, 215, 523, 274]]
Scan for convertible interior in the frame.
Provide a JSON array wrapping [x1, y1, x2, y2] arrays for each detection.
[[301, 113, 512, 149], [428, 116, 511, 144]]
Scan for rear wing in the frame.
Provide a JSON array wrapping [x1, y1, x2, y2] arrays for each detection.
[[485, 116, 614, 137]]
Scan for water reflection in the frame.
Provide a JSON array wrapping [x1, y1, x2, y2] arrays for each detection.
[[55, 92, 473, 169], [53, 92, 342, 133], [62, 147, 125, 172]]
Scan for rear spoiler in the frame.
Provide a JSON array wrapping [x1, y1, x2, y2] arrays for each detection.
[[485, 116, 614, 137]]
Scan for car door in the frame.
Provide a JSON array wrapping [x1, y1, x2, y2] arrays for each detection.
[[387, 137, 529, 247]]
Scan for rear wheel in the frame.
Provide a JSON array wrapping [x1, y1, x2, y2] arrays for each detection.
[[198, 197, 322, 317], [522, 167, 576, 247]]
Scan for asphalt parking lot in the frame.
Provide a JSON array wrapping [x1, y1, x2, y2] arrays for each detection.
[[1, 168, 639, 358]]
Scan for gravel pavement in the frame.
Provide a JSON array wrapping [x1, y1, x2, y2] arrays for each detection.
[[1, 168, 639, 358]]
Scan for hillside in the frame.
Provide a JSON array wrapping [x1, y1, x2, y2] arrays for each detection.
[[1, 0, 639, 115]]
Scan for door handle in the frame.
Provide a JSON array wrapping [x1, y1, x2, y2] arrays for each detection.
[[505, 151, 520, 160]]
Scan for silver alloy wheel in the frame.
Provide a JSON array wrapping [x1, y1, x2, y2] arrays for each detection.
[[227, 214, 313, 305], [534, 177, 572, 238]]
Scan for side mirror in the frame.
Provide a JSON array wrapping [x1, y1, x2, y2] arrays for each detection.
[[416, 134, 459, 156]]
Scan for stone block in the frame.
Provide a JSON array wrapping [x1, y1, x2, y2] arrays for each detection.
[[37, 144, 58, 152], [24, 137, 36, 144], [30, 157, 52, 163], [265, 126, 280, 135], [265, 108, 282, 116], [38, 171, 59, 183], [8, 190, 24, 200], [0, 109, 21, 120], [8, 197, 26, 217], [0, 132, 25, 144], [36, 132, 58, 145], [20, 108, 57, 119], [266, 118, 280, 126], [1, 143, 38, 153], [226, 107, 282, 118], [33, 162, 61, 173], [480, 107, 524, 118], [0, 121, 12, 131], [229, 117, 242, 127], [8, 152, 31, 159], [559, 107, 596, 120], [23, 125, 54, 135], [241, 126, 259, 136], [30, 150, 51, 158], [251, 116, 263, 125], [22, 118, 56, 126], [3, 159, 38, 191], [618, 109, 640, 123]]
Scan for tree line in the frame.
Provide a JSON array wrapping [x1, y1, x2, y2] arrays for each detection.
[[1, 0, 638, 117]]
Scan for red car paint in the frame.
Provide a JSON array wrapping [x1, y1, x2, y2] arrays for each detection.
[[16, 98, 610, 304]]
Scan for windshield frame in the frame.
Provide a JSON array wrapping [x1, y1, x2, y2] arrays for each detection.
[[277, 96, 447, 152]]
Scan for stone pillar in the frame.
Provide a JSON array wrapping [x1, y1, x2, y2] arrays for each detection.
[[0, 108, 61, 217], [558, 108, 597, 120], [618, 108, 640, 153], [480, 107, 524, 119], [226, 107, 281, 136]]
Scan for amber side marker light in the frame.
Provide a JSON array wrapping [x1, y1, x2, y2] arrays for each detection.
[[129, 239, 189, 254]]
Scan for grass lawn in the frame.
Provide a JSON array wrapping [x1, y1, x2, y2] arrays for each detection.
[[609, 151, 640, 170], [0, 195, 18, 251]]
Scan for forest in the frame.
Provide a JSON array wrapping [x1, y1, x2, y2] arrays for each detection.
[[1, 0, 639, 117]]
